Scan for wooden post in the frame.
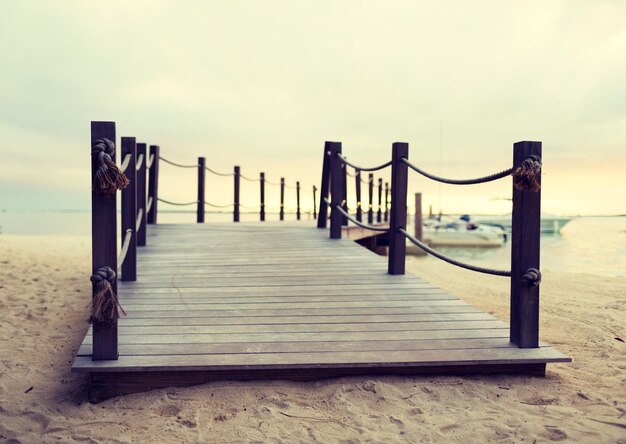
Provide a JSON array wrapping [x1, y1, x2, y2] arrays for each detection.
[[377, 178, 383, 223], [510, 141, 542, 348], [384, 182, 389, 222], [260, 172, 265, 221], [147, 145, 159, 224], [414, 193, 423, 241], [136, 143, 147, 247], [312, 185, 317, 219], [355, 170, 362, 222], [368, 174, 374, 224], [296, 181, 301, 220], [121, 137, 137, 282], [317, 142, 332, 228], [197, 157, 205, 223], [342, 164, 348, 226], [329, 142, 343, 239], [279, 178, 285, 221], [388, 142, 409, 275], [90, 121, 118, 360], [234, 166, 240, 222]]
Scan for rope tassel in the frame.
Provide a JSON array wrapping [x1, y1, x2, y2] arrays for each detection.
[[513, 155, 542, 192], [89, 266, 126, 326], [92, 138, 130, 195]]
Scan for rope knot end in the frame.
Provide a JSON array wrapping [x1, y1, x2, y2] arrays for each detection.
[[89, 266, 126, 326], [513, 154, 542, 192], [521, 268, 542, 288], [92, 138, 130, 195]]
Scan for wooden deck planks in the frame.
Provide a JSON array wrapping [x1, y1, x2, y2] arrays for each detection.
[[72, 222, 569, 385]]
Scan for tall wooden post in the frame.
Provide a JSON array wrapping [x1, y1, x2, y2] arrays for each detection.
[[147, 145, 159, 224], [136, 143, 147, 246], [355, 170, 362, 222], [368, 174, 374, 224], [296, 181, 301, 220], [388, 142, 409, 275], [197, 157, 205, 223], [329, 142, 343, 239], [121, 137, 137, 282], [317, 142, 332, 228], [384, 182, 389, 222], [377, 178, 383, 223], [414, 193, 423, 241], [510, 141, 542, 348], [313, 185, 317, 219], [260, 172, 266, 221], [234, 166, 240, 222], [280, 178, 285, 221], [90, 121, 118, 360]]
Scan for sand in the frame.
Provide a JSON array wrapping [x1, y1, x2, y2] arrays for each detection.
[[0, 234, 624, 443]]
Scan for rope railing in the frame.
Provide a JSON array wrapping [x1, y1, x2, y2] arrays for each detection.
[[135, 153, 144, 171], [160, 156, 198, 168], [398, 227, 511, 277], [326, 199, 388, 232], [157, 198, 198, 206], [239, 173, 260, 182], [119, 154, 132, 173], [136, 208, 144, 231], [337, 153, 391, 172], [401, 157, 513, 185], [117, 229, 133, 271], [205, 166, 234, 177], [147, 196, 153, 213], [204, 201, 233, 209]]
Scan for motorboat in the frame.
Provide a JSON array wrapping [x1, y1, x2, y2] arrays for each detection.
[[422, 215, 507, 247]]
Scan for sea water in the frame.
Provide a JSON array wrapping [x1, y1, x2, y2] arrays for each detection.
[[0, 211, 624, 278]]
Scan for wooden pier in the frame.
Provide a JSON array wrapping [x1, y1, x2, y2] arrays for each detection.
[[77, 122, 569, 402]]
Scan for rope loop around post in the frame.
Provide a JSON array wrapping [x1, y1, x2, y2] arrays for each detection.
[[513, 154, 542, 191], [89, 266, 126, 327], [521, 268, 542, 287], [92, 138, 130, 195]]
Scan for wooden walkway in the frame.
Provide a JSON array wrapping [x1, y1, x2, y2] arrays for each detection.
[[72, 222, 569, 401]]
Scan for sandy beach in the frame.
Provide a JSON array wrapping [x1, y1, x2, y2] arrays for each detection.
[[0, 234, 624, 443]]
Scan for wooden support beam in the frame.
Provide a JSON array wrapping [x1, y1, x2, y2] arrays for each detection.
[[147, 145, 159, 224], [90, 121, 118, 360], [136, 143, 147, 246], [234, 166, 240, 222], [377, 178, 383, 223], [388, 142, 409, 275], [384, 182, 389, 222], [414, 192, 423, 241], [329, 142, 343, 239], [197, 157, 205, 223], [120, 137, 137, 282], [510, 141, 542, 348], [260, 172, 266, 221], [355, 170, 362, 222], [296, 181, 301, 220], [317, 142, 332, 228], [368, 174, 374, 224], [312, 185, 317, 219], [280, 178, 285, 221]]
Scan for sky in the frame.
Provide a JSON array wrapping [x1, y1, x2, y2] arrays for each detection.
[[1, 0, 625, 216]]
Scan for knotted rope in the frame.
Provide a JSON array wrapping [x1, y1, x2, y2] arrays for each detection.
[[89, 266, 126, 326], [522, 268, 542, 287], [512, 155, 542, 191], [92, 138, 129, 195]]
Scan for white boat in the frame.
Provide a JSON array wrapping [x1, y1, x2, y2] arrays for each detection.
[[475, 214, 572, 234], [422, 216, 507, 247]]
